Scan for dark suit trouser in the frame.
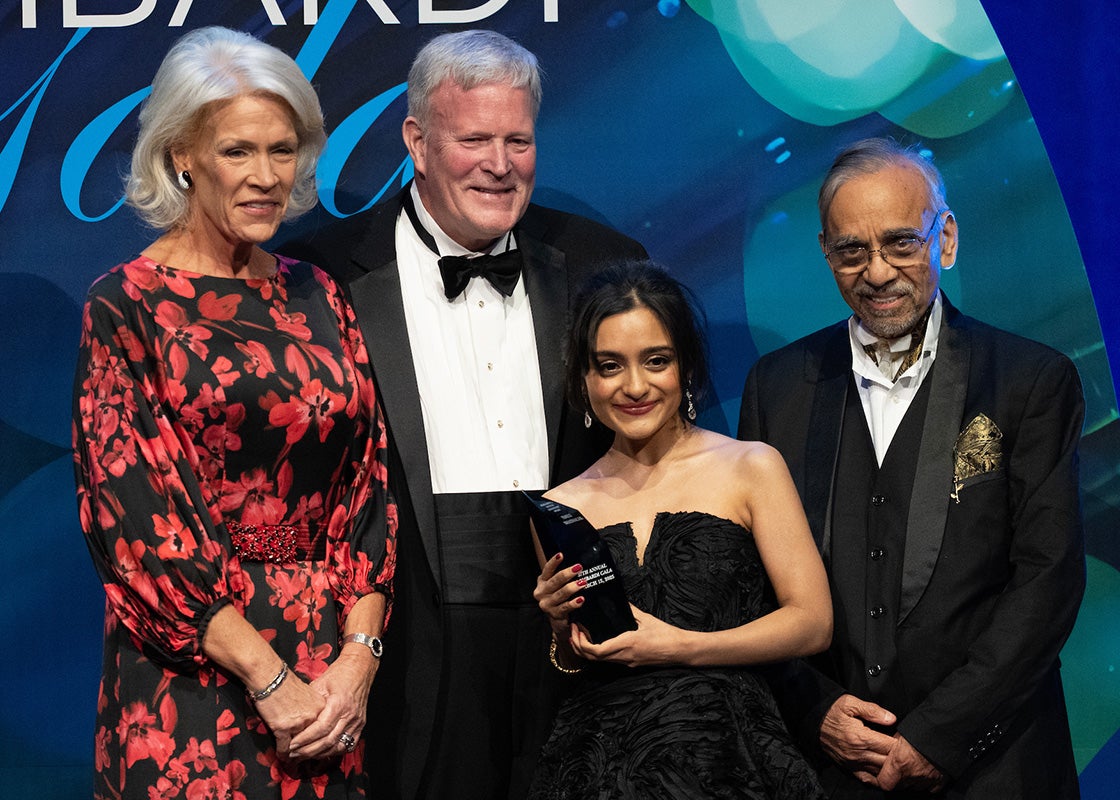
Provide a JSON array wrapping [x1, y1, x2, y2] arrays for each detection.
[[417, 492, 560, 800]]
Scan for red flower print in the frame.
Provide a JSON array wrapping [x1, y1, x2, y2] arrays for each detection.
[[308, 342, 346, 386], [197, 290, 241, 322], [248, 270, 282, 301], [155, 301, 212, 379], [195, 448, 221, 483], [288, 493, 325, 529], [160, 374, 189, 410], [112, 538, 162, 609], [190, 383, 224, 421], [216, 709, 240, 746], [124, 260, 196, 298], [148, 775, 180, 800], [184, 760, 247, 800], [282, 585, 326, 633], [283, 340, 346, 388], [201, 424, 227, 460], [257, 750, 300, 800], [89, 386, 123, 442], [158, 692, 178, 739], [179, 736, 220, 772], [267, 379, 347, 445], [276, 460, 293, 499], [258, 390, 281, 414], [266, 569, 308, 610], [219, 468, 286, 526], [102, 432, 138, 479], [117, 700, 176, 769], [77, 258, 390, 795], [225, 402, 246, 435], [94, 724, 111, 771], [284, 343, 312, 385], [270, 304, 311, 341], [115, 326, 148, 363], [177, 402, 205, 436], [87, 341, 136, 399], [237, 340, 276, 379], [308, 769, 330, 798], [295, 637, 332, 682], [340, 745, 365, 778], [153, 512, 198, 560], [166, 752, 191, 785], [212, 356, 240, 388]]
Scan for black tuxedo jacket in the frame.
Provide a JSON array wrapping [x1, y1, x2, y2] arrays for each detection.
[[739, 296, 1085, 798], [279, 191, 646, 798]]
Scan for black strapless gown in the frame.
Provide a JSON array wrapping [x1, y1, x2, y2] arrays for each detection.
[[528, 511, 824, 799]]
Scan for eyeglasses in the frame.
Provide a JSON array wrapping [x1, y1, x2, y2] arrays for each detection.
[[824, 210, 948, 274]]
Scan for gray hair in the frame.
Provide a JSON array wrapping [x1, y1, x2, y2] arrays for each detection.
[[818, 137, 949, 229], [406, 29, 542, 126], [126, 26, 326, 231]]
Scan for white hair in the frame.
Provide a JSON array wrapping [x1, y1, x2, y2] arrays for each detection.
[[126, 26, 326, 231]]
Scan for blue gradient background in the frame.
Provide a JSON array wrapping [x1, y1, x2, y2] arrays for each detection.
[[0, 1, 1115, 796]]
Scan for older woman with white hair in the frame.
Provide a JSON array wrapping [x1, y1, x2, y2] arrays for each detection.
[[73, 26, 396, 799]]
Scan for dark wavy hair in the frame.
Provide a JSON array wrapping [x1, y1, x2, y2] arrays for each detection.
[[565, 260, 710, 422]]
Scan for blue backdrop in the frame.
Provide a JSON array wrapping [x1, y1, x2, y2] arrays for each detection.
[[0, 1, 1116, 796]]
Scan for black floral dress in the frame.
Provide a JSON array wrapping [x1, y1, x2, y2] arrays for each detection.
[[529, 512, 824, 799], [73, 255, 397, 799]]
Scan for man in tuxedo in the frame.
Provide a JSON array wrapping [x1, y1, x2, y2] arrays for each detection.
[[281, 29, 646, 799], [738, 138, 1084, 798]]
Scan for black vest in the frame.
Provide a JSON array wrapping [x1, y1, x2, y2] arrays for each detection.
[[828, 373, 934, 717]]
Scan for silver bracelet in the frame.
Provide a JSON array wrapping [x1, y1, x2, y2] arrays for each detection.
[[249, 663, 288, 701]]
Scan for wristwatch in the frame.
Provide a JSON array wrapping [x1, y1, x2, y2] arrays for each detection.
[[342, 632, 384, 659]]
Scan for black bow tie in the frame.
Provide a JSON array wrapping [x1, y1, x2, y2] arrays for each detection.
[[438, 250, 522, 299]]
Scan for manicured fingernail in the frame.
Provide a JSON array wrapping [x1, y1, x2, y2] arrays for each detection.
[[575, 596, 585, 605], [571, 563, 582, 574], [552, 552, 563, 561], [576, 578, 587, 587]]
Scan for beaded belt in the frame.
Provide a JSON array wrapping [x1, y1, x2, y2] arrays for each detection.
[[227, 520, 325, 564]]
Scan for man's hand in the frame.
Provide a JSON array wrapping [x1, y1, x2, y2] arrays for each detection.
[[819, 694, 898, 782], [874, 733, 945, 793]]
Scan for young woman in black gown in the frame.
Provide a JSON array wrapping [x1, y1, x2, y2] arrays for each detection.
[[529, 261, 831, 798]]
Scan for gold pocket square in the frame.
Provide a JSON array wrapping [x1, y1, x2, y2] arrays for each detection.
[[951, 413, 1003, 502]]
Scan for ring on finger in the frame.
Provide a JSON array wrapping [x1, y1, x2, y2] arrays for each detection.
[[338, 732, 357, 752]]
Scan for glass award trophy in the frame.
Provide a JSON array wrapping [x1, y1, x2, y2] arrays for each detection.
[[523, 491, 637, 644]]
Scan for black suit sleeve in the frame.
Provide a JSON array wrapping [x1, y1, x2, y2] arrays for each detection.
[[898, 351, 1086, 778]]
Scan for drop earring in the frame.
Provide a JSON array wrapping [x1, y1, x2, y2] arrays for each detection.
[[686, 389, 696, 421], [177, 170, 193, 190], [584, 410, 592, 429]]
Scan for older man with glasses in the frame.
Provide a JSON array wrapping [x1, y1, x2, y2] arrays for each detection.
[[739, 137, 1085, 798]]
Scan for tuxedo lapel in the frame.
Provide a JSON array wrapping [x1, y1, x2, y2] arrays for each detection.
[[899, 303, 969, 622], [803, 325, 851, 559], [347, 201, 442, 588], [517, 221, 568, 478]]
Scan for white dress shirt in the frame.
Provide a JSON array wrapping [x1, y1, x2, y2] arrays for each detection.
[[396, 184, 549, 493], [848, 295, 943, 465]]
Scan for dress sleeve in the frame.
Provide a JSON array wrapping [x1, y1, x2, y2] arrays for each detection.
[[314, 267, 398, 626], [73, 276, 235, 669]]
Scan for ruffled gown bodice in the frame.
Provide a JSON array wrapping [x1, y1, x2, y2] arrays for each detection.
[[528, 511, 823, 799]]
